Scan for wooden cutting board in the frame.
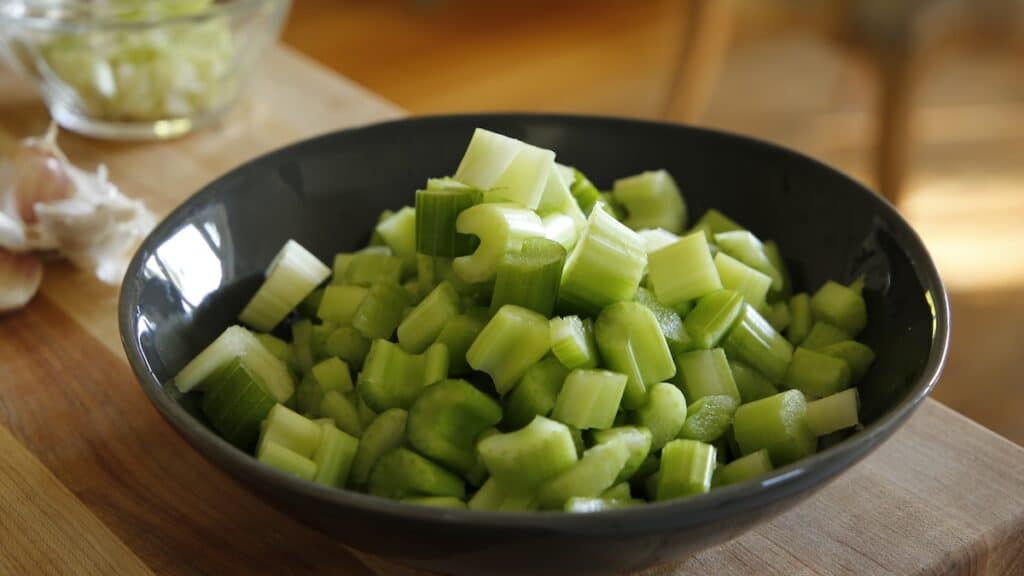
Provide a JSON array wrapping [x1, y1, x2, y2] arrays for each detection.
[[1, 45, 1022, 576]]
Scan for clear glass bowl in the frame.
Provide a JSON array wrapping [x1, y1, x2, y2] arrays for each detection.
[[0, 0, 291, 140]]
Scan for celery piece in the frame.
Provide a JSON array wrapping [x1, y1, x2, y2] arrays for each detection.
[[786, 293, 812, 346], [539, 170, 587, 233], [298, 287, 325, 318], [549, 315, 600, 370], [714, 252, 772, 310], [674, 348, 740, 404], [611, 170, 687, 233], [718, 449, 773, 486], [551, 369, 628, 430], [801, 321, 851, 350], [537, 440, 632, 509], [478, 416, 579, 489], [486, 143, 555, 209], [408, 379, 503, 478], [684, 289, 745, 350], [601, 482, 632, 501], [436, 312, 489, 376], [402, 496, 467, 509], [174, 325, 294, 403], [630, 455, 661, 488], [397, 281, 462, 354], [810, 280, 867, 336], [255, 333, 298, 375], [763, 300, 791, 332], [453, 203, 545, 283], [595, 301, 677, 408], [322, 325, 371, 370], [291, 318, 315, 373], [569, 168, 602, 215], [564, 497, 643, 512], [819, 340, 876, 383], [416, 183, 482, 257], [692, 209, 744, 241], [490, 238, 566, 316], [504, 357, 569, 430], [312, 422, 359, 488], [454, 128, 524, 191], [319, 390, 363, 438], [569, 426, 586, 457], [358, 340, 448, 412], [466, 305, 551, 395], [733, 390, 816, 465], [239, 240, 331, 332], [350, 408, 407, 487], [763, 241, 792, 301], [417, 254, 492, 303], [714, 231, 783, 291], [311, 357, 354, 394], [591, 426, 653, 482], [200, 359, 277, 450], [594, 194, 625, 221], [295, 373, 325, 417], [375, 206, 417, 265], [729, 361, 778, 404], [369, 210, 394, 246], [541, 212, 579, 251], [368, 447, 466, 500], [357, 394, 377, 430], [723, 304, 793, 384], [465, 427, 500, 487], [310, 323, 336, 362], [343, 251, 403, 287], [257, 441, 318, 481], [317, 284, 368, 325], [784, 347, 852, 399], [468, 477, 540, 511], [634, 287, 695, 356], [351, 281, 411, 340], [258, 403, 322, 459], [633, 382, 687, 451], [648, 231, 722, 309], [678, 395, 738, 443], [558, 206, 647, 314], [656, 439, 716, 501], [806, 388, 860, 437], [637, 228, 680, 255]]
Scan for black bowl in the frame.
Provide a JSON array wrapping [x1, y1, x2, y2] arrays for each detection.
[[119, 114, 949, 576]]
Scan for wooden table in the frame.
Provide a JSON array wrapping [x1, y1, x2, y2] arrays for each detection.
[[1, 45, 1022, 576]]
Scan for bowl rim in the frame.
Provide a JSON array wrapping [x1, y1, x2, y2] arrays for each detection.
[[0, 0, 281, 32], [119, 112, 950, 532]]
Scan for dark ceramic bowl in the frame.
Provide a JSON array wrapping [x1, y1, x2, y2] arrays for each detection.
[[119, 114, 949, 576]]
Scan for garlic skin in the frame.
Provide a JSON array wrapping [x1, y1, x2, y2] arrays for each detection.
[[0, 248, 43, 313]]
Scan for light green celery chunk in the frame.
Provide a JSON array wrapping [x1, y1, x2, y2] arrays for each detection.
[[238, 241, 332, 332], [350, 408, 407, 486], [487, 142, 555, 209], [454, 128, 524, 191], [436, 311, 489, 375], [478, 416, 578, 488], [317, 285, 367, 325], [558, 206, 647, 314], [733, 390, 816, 466], [763, 241, 792, 300], [368, 448, 466, 500], [537, 440, 632, 509], [729, 361, 778, 403], [763, 300, 791, 332], [504, 357, 569, 430], [801, 321, 851, 350], [674, 348, 740, 403], [819, 340, 876, 383], [595, 301, 676, 409], [564, 497, 643, 512], [714, 231, 783, 291], [611, 170, 687, 233], [714, 252, 772, 310], [465, 427, 500, 487], [591, 426, 653, 482], [786, 293, 812, 345], [415, 183, 482, 257], [637, 228, 680, 255], [490, 238, 566, 317], [634, 287, 695, 356], [549, 316, 600, 370], [200, 359, 277, 450], [407, 379, 503, 478], [810, 280, 867, 336], [551, 369, 627, 430], [601, 482, 632, 500], [569, 426, 585, 457], [357, 393, 377, 428], [678, 395, 738, 443], [255, 333, 298, 374], [466, 305, 551, 395], [468, 477, 540, 511], [784, 347, 852, 399], [298, 287, 325, 318], [692, 209, 744, 241], [294, 373, 325, 416], [258, 403, 322, 458], [343, 250, 403, 287], [538, 169, 587, 233], [633, 382, 687, 451], [358, 340, 449, 411], [369, 211, 392, 246], [319, 390, 363, 438], [311, 357, 353, 393], [806, 388, 860, 437], [648, 231, 722, 308], [722, 304, 793, 384], [375, 206, 417, 263], [453, 203, 545, 283], [718, 449, 773, 485], [397, 281, 462, 353], [257, 441, 317, 481], [594, 193, 625, 221], [416, 254, 490, 300], [402, 496, 467, 509], [541, 212, 579, 251], [310, 323, 336, 361], [174, 325, 293, 402], [351, 282, 412, 340], [312, 422, 359, 488], [322, 325, 371, 370], [291, 319, 315, 373], [656, 439, 716, 500], [569, 168, 602, 215]]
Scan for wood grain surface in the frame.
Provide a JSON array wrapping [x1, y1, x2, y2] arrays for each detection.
[[1, 44, 1023, 576]]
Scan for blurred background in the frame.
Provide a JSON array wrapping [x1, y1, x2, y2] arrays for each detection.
[[279, 0, 1024, 442]]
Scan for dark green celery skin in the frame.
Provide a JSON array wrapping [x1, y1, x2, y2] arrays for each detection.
[[415, 185, 482, 257], [490, 238, 566, 317], [200, 359, 277, 450], [634, 287, 696, 355], [407, 379, 503, 478]]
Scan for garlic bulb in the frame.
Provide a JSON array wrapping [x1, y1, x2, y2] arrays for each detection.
[[0, 248, 43, 313]]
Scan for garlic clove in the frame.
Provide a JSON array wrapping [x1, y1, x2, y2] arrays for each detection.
[[0, 248, 43, 313], [12, 124, 74, 223]]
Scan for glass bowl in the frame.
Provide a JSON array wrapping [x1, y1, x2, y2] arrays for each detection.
[[0, 0, 291, 140]]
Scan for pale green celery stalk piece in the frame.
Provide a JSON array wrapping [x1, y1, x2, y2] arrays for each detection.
[[311, 357, 353, 393], [436, 312, 489, 375], [764, 300, 791, 332], [729, 361, 778, 403], [407, 379, 503, 478], [541, 212, 579, 251], [818, 340, 876, 383], [591, 426, 653, 482], [593, 193, 625, 221], [351, 281, 412, 340], [317, 284, 368, 325], [357, 340, 449, 411], [783, 347, 852, 399], [786, 293, 812, 345], [255, 333, 298, 374], [633, 287, 694, 355], [656, 439, 716, 500], [637, 228, 680, 255], [257, 442, 318, 481], [342, 250, 403, 287], [402, 496, 467, 509], [806, 388, 860, 437], [722, 304, 793, 384], [551, 369, 628, 430], [322, 325, 371, 370], [678, 395, 738, 443], [454, 128, 524, 191], [763, 241, 793, 300], [810, 280, 868, 336], [683, 289, 744, 349], [258, 403, 322, 459], [368, 447, 466, 500], [375, 206, 417, 262], [477, 416, 578, 489], [633, 382, 687, 451], [468, 477, 540, 511], [801, 321, 851, 350], [692, 209, 744, 242], [490, 238, 566, 317], [368, 210, 394, 247], [415, 184, 482, 257], [504, 357, 570, 430], [718, 449, 773, 485], [357, 393, 377, 428], [549, 316, 600, 370], [537, 440, 632, 509], [319, 390, 363, 438], [173, 325, 293, 402], [200, 359, 277, 450], [648, 231, 722, 308], [611, 170, 687, 233], [733, 390, 816, 465], [538, 168, 587, 232], [714, 252, 772, 310], [486, 142, 554, 209], [297, 287, 325, 318], [417, 254, 490, 299], [674, 348, 740, 403], [453, 203, 545, 283], [294, 373, 325, 417], [397, 281, 462, 354], [569, 168, 602, 215], [350, 408, 407, 487], [601, 482, 633, 500], [558, 206, 647, 314], [465, 427, 500, 487], [595, 301, 677, 409], [466, 305, 551, 395], [714, 231, 783, 291], [292, 318, 315, 373], [312, 422, 359, 488]]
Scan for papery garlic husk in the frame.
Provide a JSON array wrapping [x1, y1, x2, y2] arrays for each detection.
[[13, 124, 75, 223], [0, 248, 43, 313]]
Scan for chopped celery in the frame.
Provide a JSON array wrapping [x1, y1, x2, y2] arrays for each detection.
[[678, 395, 738, 443], [549, 315, 600, 370], [291, 319, 315, 373], [763, 241, 792, 300], [558, 206, 647, 314], [611, 170, 686, 233], [487, 143, 555, 209], [322, 325, 371, 370], [648, 231, 721, 309], [810, 280, 867, 336], [564, 497, 642, 512], [601, 482, 633, 501], [718, 449, 773, 485], [312, 422, 359, 488], [714, 252, 772, 310], [375, 206, 417, 274], [295, 373, 325, 417], [402, 496, 467, 509], [674, 348, 740, 403], [258, 441, 318, 481], [692, 209, 743, 241], [311, 357, 353, 394], [805, 388, 860, 437], [416, 183, 482, 257], [819, 340, 876, 383], [174, 325, 294, 403], [733, 390, 816, 466], [722, 304, 793, 384], [714, 231, 783, 291], [784, 347, 852, 399], [466, 305, 551, 395], [591, 426, 653, 482], [343, 250, 403, 287], [478, 416, 578, 489], [763, 300, 791, 332], [358, 340, 449, 411], [317, 284, 368, 325], [453, 128, 524, 191], [551, 369, 628, 430], [633, 382, 687, 451], [200, 359, 277, 450], [407, 379, 503, 478], [258, 404, 322, 459], [537, 440, 632, 509], [538, 168, 587, 233], [397, 281, 462, 353], [569, 168, 601, 215], [465, 427, 500, 487], [319, 390, 363, 438], [368, 447, 466, 500], [595, 301, 676, 409], [436, 312, 489, 375], [351, 282, 412, 340], [504, 357, 569, 430], [453, 203, 545, 283], [350, 408, 407, 486], [801, 321, 851, 350], [683, 289, 744, 350], [656, 439, 716, 500], [357, 393, 377, 428], [594, 193, 625, 221], [490, 238, 566, 316], [469, 477, 539, 511], [634, 287, 695, 356], [541, 212, 579, 251], [239, 241, 332, 332], [637, 228, 680, 255], [729, 361, 778, 403], [298, 287, 325, 318], [255, 333, 299, 375], [786, 293, 812, 345]]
